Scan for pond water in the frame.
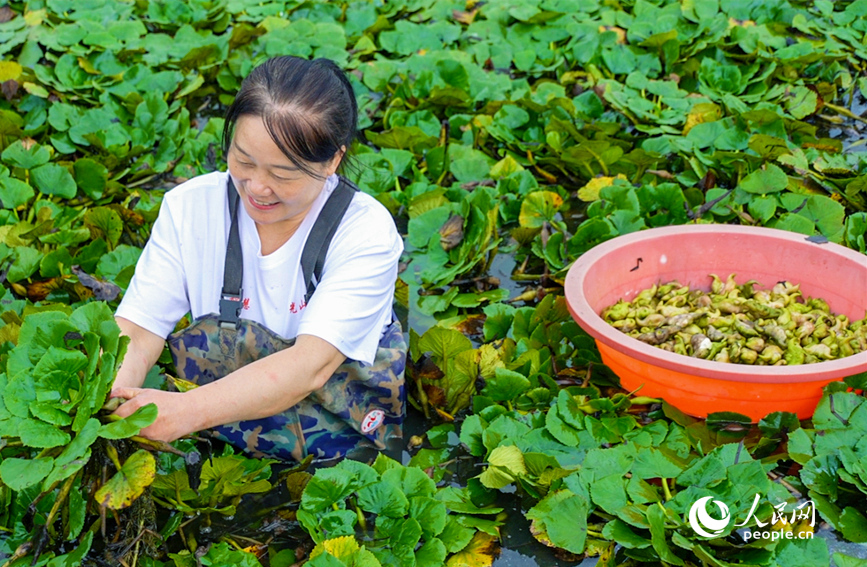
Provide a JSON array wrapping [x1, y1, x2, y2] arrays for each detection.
[[812, 89, 866, 153]]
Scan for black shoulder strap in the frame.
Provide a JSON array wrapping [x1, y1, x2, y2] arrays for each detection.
[[219, 178, 244, 329], [218, 176, 358, 328], [300, 176, 358, 303]]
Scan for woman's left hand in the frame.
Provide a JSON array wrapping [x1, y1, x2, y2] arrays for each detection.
[[111, 387, 199, 443]]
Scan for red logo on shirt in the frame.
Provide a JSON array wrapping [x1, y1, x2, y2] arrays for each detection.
[[242, 298, 251, 310], [289, 300, 307, 314]]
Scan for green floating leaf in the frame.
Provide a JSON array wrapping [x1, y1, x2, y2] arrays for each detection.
[[43, 418, 101, 490], [356, 478, 409, 518], [19, 418, 72, 448], [840, 507, 867, 543], [98, 403, 158, 439], [74, 158, 108, 199], [445, 532, 498, 567], [0, 456, 55, 491], [196, 542, 263, 567], [519, 191, 563, 228], [526, 489, 588, 554], [48, 531, 94, 567], [774, 536, 829, 567], [301, 461, 378, 514], [1, 139, 51, 169], [602, 518, 652, 549], [647, 504, 684, 565], [482, 368, 530, 403], [479, 445, 526, 489], [85, 207, 124, 250], [834, 552, 867, 567], [365, 126, 437, 152], [416, 326, 473, 367], [7, 246, 43, 283], [785, 86, 819, 120], [30, 163, 77, 199], [309, 536, 377, 567], [0, 176, 35, 209], [94, 449, 157, 510], [738, 164, 788, 195]]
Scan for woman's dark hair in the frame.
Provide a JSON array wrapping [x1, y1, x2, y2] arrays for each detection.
[[222, 56, 357, 179]]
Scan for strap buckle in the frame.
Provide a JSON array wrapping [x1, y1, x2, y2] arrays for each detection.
[[218, 290, 243, 329]]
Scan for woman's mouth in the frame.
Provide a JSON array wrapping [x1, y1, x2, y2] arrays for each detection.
[[248, 195, 279, 210]]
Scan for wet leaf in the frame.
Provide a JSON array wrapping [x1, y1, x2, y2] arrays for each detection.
[[416, 326, 473, 367], [94, 449, 157, 510], [71, 265, 121, 301], [84, 207, 124, 250], [839, 507, 867, 543], [785, 86, 819, 119], [519, 191, 563, 228], [73, 158, 108, 199], [1, 139, 50, 169], [19, 418, 71, 448], [98, 403, 157, 439], [578, 175, 627, 202], [446, 532, 499, 567], [0, 175, 34, 209], [480, 445, 526, 489], [0, 456, 54, 490], [648, 504, 684, 565], [527, 489, 588, 554], [30, 163, 77, 199], [356, 478, 409, 518], [439, 214, 464, 251], [738, 164, 788, 194]]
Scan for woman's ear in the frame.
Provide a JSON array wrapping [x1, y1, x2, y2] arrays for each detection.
[[328, 145, 346, 176]]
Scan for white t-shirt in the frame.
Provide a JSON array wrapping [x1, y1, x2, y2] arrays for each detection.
[[116, 171, 403, 365]]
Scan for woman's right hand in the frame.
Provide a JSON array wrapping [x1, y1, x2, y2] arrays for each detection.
[[110, 387, 200, 443]]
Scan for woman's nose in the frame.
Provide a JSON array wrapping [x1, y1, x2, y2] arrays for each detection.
[[247, 172, 272, 196]]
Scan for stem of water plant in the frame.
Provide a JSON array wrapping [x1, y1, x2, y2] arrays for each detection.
[[661, 478, 672, 502], [131, 521, 142, 567], [824, 102, 867, 124], [129, 435, 186, 456], [45, 473, 77, 538], [352, 496, 368, 532]]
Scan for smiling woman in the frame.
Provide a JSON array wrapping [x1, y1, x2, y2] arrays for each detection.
[[110, 56, 407, 461]]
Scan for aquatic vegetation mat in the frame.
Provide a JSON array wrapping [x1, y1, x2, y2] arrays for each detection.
[[0, 0, 866, 565]]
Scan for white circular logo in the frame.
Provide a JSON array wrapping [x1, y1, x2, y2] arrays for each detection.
[[688, 496, 731, 537], [361, 410, 385, 434]]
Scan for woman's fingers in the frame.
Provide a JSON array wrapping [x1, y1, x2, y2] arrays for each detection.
[[111, 388, 147, 418], [110, 387, 141, 400]]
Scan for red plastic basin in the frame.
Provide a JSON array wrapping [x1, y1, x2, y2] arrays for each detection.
[[564, 224, 867, 420]]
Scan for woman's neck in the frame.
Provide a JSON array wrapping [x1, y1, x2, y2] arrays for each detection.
[[256, 217, 305, 256]]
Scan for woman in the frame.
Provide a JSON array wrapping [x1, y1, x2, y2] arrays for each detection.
[[111, 56, 406, 461]]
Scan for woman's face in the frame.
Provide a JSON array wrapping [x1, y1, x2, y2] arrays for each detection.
[[227, 115, 342, 234]]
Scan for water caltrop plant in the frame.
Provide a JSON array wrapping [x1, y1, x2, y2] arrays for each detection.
[[0, 302, 159, 563]]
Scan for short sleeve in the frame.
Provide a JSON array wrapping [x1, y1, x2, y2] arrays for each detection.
[[295, 198, 403, 365], [115, 194, 191, 338]]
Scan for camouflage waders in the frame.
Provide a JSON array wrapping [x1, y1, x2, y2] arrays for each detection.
[[167, 177, 406, 461]]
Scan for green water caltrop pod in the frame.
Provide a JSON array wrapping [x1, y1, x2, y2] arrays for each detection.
[[602, 274, 867, 365]]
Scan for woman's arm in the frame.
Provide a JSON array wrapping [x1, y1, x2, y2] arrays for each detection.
[[113, 316, 167, 390], [110, 333, 346, 442]]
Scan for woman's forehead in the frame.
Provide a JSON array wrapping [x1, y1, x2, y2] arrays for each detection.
[[232, 117, 293, 162]]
